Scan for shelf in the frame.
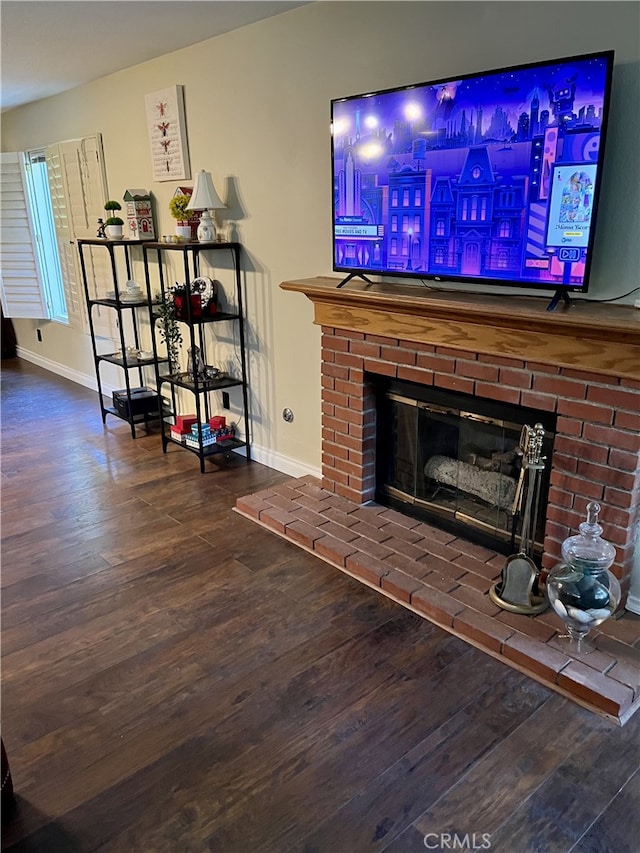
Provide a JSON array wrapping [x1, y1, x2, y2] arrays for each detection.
[[281, 276, 640, 380], [150, 308, 240, 325], [98, 353, 166, 368], [158, 372, 243, 393], [142, 240, 240, 252], [103, 406, 161, 425], [79, 238, 147, 247], [91, 297, 150, 308], [142, 239, 251, 472], [167, 435, 247, 457], [79, 238, 162, 439]]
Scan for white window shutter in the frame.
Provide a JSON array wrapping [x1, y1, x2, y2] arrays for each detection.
[[45, 143, 84, 331], [45, 135, 110, 335], [0, 152, 50, 319]]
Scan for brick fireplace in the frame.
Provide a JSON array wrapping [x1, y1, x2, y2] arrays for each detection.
[[294, 277, 640, 591], [237, 278, 640, 723], [320, 322, 639, 588]]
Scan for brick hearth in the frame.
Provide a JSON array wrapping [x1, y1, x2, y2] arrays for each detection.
[[235, 476, 640, 725]]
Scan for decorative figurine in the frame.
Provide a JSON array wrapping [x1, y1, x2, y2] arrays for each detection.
[[187, 345, 205, 381], [96, 218, 106, 239]]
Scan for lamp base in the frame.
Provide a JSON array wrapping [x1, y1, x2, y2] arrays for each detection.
[[197, 210, 216, 243]]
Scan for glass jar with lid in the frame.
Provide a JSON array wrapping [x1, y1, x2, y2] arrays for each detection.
[[546, 501, 621, 653]]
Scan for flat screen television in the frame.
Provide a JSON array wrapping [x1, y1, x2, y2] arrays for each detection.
[[331, 51, 615, 304]]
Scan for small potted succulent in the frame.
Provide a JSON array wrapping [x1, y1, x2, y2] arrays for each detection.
[[104, 200, 124, 239], [169, 193, 193, 241]]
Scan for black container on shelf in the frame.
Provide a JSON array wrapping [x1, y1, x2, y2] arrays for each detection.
[[113, 387, 159, 418]]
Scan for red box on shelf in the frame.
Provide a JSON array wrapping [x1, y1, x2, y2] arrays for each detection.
[[175, 414, 198, 431], [208, 416, 226, 430]]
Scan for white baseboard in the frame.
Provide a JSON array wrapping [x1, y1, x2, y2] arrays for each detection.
[[625, 593, 640, 615], [16, 346, 98, 392], [14, 347, 321, 480], [247, 444, 321, 480]]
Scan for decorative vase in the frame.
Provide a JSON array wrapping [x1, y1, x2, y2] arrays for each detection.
[[175, 224, 192, 241], [105, 224, 123, 239], [196, 210, 216, 242], [173, 288, 202, 320], [546, 502, 620, 654]]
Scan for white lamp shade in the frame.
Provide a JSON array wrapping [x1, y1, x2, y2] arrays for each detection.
[[187, 170, 225, 211]]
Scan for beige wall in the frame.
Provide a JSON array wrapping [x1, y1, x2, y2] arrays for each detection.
[[2, 1, 639, 475]]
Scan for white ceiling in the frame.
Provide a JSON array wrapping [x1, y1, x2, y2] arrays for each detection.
[[0, 1, 310, 112]]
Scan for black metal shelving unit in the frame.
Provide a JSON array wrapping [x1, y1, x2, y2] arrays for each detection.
[[142, 240, 251, 473], [78, 238, 168, 438]]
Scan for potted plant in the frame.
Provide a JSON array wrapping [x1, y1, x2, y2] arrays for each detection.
[[104, 200, 124, 239], [169, 194, 193, 241], [156, 288, 183, 375]]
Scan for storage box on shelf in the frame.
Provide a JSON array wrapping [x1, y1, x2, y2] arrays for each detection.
[[112, 387, 159, 418], [142, 240, 251, 473], [78, 238, 169, 438]]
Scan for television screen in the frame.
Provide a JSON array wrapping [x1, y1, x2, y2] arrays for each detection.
[[331, 51, 614, 295]]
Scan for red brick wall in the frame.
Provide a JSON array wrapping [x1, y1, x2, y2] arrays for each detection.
[[320, 326, 640, 587]]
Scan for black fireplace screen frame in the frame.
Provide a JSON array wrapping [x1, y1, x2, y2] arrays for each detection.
[[372, 374, 557, 557]]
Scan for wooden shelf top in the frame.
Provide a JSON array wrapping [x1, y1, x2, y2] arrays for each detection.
[[281, 276, 640, 380]]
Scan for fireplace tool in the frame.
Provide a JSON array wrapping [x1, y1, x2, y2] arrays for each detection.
[[490, 423, 549, 615]]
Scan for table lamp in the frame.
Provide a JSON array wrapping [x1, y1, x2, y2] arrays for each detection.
[[187, 170, 225, 242]]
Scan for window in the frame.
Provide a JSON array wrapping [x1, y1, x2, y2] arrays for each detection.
[[435, 247, 445, 264], [402, 215, 409, 233], [25, 150, 66, 322], [0, 135, 108, 332], [436, 219, 445, 236], [391, 215, 398, 233], [402, 189, 410, 207], [499, 220, 511, 238], [391, 189, 398, 207], [415, 188, 422, 206]]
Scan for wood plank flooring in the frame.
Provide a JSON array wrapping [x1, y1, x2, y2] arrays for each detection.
[[2, 358, 639, 853]]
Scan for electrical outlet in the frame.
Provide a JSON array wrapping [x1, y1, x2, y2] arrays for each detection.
[[36, 329, 43, 342], [222, 392, 230, 410]]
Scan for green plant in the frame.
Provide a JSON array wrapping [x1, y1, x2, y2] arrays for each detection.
[[169, 193, 192, 224], [105, 216, 124, 226], [104, 199, 122, 212], [156, 288, 183, 374]]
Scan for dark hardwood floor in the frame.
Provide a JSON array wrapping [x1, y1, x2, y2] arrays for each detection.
[[1, 358, 639, 853]]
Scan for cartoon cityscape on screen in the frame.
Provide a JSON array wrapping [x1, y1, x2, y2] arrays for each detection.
[[332, 54, 612, 288]]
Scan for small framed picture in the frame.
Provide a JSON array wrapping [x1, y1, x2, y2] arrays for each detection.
[[145, 85, 191, 182]]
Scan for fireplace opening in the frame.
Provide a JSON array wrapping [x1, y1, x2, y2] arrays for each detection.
[[373, 376, 556, 556]]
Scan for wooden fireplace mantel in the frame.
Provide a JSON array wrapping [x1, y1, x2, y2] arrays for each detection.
[[281, 276, 640, 380]]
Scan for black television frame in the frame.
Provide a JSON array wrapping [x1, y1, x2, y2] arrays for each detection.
[[330, 50, 615, 306]]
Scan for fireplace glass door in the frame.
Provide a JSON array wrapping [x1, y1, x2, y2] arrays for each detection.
[[376, 385, 555, 554]]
